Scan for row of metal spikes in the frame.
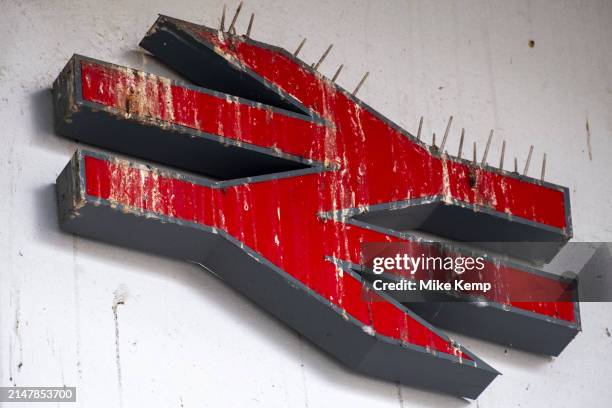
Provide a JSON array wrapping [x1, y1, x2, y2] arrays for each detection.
[[422, 116, 547, 181], [219, 2, 369, 95], [218, 3, 547, 182]]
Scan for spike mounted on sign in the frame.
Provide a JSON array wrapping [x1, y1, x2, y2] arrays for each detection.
[[52, 14, 578, 399]]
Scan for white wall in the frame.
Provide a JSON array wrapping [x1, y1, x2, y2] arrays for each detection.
[[1, 0, 611, 406]]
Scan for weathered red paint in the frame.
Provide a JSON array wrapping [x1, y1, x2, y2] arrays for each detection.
[[64, 18, 576, 368]]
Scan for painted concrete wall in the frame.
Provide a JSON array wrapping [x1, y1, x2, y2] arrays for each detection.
[[1, 0, 611, 406]]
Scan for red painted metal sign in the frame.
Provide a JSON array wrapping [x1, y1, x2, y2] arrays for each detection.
[[53, 15, 579, 398]]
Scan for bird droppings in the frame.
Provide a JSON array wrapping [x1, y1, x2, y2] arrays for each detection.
[[528, 39, 535, 48]]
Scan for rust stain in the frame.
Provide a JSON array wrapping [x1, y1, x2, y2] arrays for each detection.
[[585, 118, 593, 161], [112, 284, 129, 408]]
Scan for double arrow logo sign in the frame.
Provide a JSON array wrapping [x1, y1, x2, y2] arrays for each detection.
[[53, 15, 579, 398]]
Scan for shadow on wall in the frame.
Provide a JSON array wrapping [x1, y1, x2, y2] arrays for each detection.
[[30, 89, 73, 156]]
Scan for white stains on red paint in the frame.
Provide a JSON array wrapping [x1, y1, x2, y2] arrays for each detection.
[[76, 24, 573, 359], [362, 325, 376, 336], [82, 62, 175, 124], [441, 155, 452, 204]]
